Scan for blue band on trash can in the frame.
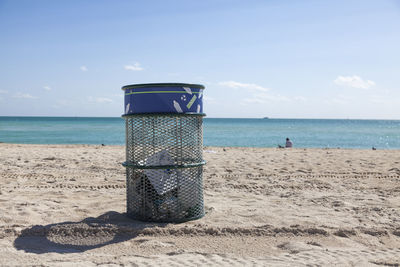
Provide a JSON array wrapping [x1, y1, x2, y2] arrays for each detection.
[[122, 83, 205, 115]]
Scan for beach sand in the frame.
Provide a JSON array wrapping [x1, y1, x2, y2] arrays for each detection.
[[0, 143, 400, 266]]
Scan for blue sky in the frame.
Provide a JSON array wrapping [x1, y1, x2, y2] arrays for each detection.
[[0, 0, 399, 119]]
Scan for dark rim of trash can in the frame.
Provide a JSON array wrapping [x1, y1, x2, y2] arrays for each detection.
[[122, 161, 206, 169], [122, 83, 205, 91], [122, 112, 206, 118]]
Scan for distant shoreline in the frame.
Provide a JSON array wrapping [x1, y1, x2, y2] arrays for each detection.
[[1, 116, 399, 121], [0, 142, 398, 151]]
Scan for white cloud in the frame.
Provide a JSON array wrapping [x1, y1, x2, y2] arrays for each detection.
[[88, 96, 113, 103], [0, 90, 8, 94], [124, 62, 144, 71], [13, 92, 38, 99], [334, 75, 375, 89], [43, 86, 51, 91], [80, 66, 88, 72], [218, 81, 269, 92]]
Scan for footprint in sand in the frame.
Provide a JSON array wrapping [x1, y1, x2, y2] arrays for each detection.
[[135, 238, 175, 248], [277, 241, 316, 254]]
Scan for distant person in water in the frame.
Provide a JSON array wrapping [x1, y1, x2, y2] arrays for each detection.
[[285, 138, 293, 148]]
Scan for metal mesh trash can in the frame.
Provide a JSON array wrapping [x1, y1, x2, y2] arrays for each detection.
[[122, 83, 205, 222]]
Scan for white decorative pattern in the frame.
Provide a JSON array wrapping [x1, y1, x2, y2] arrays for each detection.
[[183, 87, 192, 95], [173, 100, 183, 113]]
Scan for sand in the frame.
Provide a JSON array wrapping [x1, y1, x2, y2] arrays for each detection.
[[0, 143, 400, 266]]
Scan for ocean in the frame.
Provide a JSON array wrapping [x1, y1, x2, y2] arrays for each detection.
[[0, 116, 399, 149]]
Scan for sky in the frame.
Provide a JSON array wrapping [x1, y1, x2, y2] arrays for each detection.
[[0, 0, 399, 119]]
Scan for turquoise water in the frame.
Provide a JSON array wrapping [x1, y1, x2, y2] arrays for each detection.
[[0, 117, 399, 149]]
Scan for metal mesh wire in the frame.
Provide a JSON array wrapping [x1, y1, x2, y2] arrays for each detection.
[[124, 114, 204, 222]]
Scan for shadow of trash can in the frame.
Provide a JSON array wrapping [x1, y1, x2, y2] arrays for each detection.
[[121, 83, 206, 222]]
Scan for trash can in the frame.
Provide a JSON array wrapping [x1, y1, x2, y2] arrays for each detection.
[[122, 83, 206, 222]]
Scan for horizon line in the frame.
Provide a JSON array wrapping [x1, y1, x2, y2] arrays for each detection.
[[0, 115, 399, 121]]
